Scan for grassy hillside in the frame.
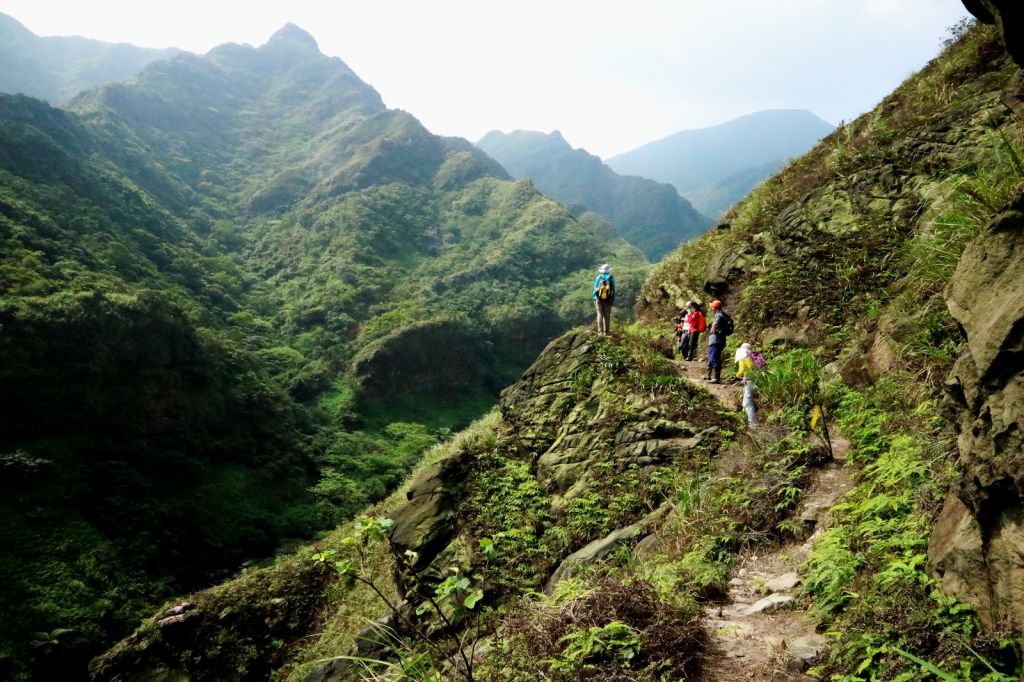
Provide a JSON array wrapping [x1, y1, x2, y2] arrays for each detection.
[[638, 21, 1024, 678], [89, 22, 1024, 682]]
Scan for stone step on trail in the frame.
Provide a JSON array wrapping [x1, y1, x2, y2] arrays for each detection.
[[699, 432, 854, 680]]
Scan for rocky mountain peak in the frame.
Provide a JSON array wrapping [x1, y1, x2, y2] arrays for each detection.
[[263, 23, 320, 54]]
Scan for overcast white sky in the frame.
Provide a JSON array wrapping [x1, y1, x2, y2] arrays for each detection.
[[3, 0, 971, 157]]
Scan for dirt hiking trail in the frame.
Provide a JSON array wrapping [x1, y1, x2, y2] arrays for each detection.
[[671, 359, 855, 679]]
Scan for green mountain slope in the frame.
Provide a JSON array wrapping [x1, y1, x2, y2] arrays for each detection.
[[0, 92, 320, 680], [0, 12, 180, 104], [476, 129, 712, 259], [680, 158, 786, 219], [0, 24, 647, 681], [68, 25, 648, 404], [639, 20, 1024, 678], [88, 21, 1024, 682], [607, 109, 835, 217]]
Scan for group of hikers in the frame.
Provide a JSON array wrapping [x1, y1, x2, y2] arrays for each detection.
[[591, 263, 761, 428]]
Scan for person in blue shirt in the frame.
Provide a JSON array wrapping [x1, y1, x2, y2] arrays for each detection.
[[705, 299, 729, 383], [592, 264, 616, 335]]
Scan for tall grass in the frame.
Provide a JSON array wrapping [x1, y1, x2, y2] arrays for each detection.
[[902, 125, 1024, 301], [751, 349, 825, 413], [889, 121, 1024, 384]]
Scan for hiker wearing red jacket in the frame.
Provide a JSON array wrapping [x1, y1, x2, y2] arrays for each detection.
[[683, 301, 706, 361]]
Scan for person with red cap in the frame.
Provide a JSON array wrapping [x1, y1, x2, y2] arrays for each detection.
[[705, 299, 732, 383]]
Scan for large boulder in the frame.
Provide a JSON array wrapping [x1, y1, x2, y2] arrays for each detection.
[[927, 191, 1024, 629], [388, 449, 471, 580]]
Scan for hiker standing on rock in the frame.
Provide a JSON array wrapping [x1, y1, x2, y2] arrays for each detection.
[[735, 342, 762, 428], [705, 299, 732, 383], [592, 264, 616, 336], [684, 301, 706, 361]]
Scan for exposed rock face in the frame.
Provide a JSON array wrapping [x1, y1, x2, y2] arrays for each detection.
[[927, 191, 1024, 629], [389, 448, 471, 583], [499, 332, 719, 498], [544, 502, 673, 593]]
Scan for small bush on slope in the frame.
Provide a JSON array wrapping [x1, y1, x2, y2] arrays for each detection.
[[484, 575, 706, 681]]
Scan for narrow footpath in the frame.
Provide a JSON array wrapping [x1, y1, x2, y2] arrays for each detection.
[[670, 359, 855, 680]]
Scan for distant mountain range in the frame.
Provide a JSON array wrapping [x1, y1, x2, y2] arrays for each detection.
[[477, 129, 711, 260], [607, 109, 835, 217], [0, 11, 180, 103]]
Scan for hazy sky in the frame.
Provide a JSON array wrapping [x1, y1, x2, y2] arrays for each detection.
[[3, 0, 971, 157]]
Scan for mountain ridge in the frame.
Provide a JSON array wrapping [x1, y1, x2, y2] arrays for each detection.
[[476, 128, 711, 259], [607, 108, 835, 216], [0, 11, 181, 104]]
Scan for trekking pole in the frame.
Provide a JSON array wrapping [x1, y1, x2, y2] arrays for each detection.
[[809, 404, 834, 459], [820, 406, 834, 460]]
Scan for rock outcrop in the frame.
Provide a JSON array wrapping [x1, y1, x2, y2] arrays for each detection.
[[90, 562, 335, 681], [963, 0, 1023, 66], [928, 190, 1024, 629], [383, 329, 725, 624], [922, 23, 1024, 625]]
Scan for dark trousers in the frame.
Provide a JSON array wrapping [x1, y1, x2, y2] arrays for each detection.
[[676, 332, 689, 355], [685, 331, 700, 360], [707, 342, 723, 379], [595, 299, 612, 334]]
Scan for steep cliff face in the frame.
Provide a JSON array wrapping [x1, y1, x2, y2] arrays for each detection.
[[927, 168, 1024, 631], [919, 2, 1024, 637]]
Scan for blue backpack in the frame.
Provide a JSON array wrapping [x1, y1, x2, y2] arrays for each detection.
[[719, 312, 735, 336]]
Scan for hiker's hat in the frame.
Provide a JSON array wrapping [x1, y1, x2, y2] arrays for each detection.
[[599, 264, 611, 274], [685, 300, 696, 308], [710, 299, 722, 310], [735, 342, 752, 363]]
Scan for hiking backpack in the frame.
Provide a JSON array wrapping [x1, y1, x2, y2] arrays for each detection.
[[693, 311, 707, 333], [749, 351, 767, 369], [596, 278, 613, 301], [719, 312, 735, 336]]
